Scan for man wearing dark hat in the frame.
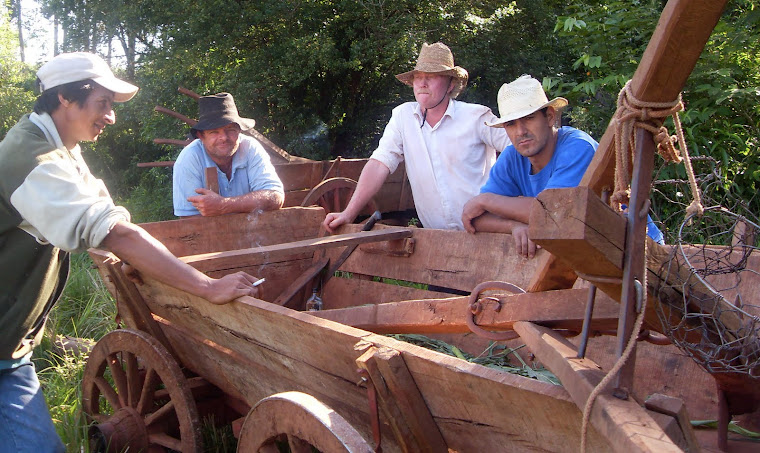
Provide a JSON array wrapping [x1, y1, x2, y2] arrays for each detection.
[[172, 93, 284, 217], [0, 53, 262, 452], [462, 75, 663, 258], [323, 42, 510, 232]]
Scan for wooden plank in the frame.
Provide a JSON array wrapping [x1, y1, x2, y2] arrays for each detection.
[[513, 321, 683, 453], [356, 347, 448, 453], [530, 186, 748, 342], [180, 227, 413, 273], [273, 257, 329, 309], [204, 167, 219, 193], [138, 207, 325, 256], [326, 225, 541, 292], [532, 0, 729, 291], [322, 277, 454, 309], [644, 394, 701, 452], [313, 288, 621, 334], [133, 279, 612, 452]]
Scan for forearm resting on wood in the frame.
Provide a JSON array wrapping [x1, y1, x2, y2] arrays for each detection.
[[102, 222, 216, 299], [342, 158, 389, 218], [475, 193, 534, 225], [472, 213, 524, 234], [225, 189, 284, 214]]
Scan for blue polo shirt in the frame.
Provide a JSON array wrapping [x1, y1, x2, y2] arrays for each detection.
[[173, 134, 284, 216], [481, 126, 664, 243]]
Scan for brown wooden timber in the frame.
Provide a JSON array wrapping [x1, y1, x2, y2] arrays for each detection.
[[273, 257, 329, 309], [356, 347, 448, 453], [644, 394, 701, 452], [312, 288, 621, 334], [531, 0, 729, 291], [180, 227, 413, 273], [530, 186, 746, 340], [513, 321, 683, 453], [204, 167, 220, 193]]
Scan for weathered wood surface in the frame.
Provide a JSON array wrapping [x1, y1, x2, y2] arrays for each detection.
[[531, 0, 729, 291], [138, 207, 325, 256], [313, 288, 621, 334], [530, 186, 753, 343], [356, 347, 447, 453], [324, 224, 542, 293], [132, 278, 612, 452], [514, 321, 684, 453], [180, 227, 413, 274]]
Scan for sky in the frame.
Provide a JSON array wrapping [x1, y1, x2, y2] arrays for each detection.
[[18, 0, 56, 64]]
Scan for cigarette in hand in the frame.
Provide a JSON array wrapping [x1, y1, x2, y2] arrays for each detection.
[[253, 278, 266, 287]]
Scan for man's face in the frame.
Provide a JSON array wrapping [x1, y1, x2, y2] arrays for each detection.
[[198, 123, 242, 161], [412, 73, 453, 109], [502, 108, 556, 159], [63, 84, 115, 143]]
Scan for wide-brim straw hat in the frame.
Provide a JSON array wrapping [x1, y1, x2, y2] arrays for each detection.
[[191, 92, 256, 138], [485, 75, 568, 127], [395, 42, 469, 99]]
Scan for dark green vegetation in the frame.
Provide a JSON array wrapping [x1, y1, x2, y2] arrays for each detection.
[[3, 0, 758, 232]]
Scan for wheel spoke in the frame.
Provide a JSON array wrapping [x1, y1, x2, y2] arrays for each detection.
[[148, 432, 182, 451], [93, 376, 121, 411], [107, 352, 128, 407], [125, 351, 140, 407], [136, 367, 158, 415], [144, 399, 176, 427], [333, 187, 340, 212]]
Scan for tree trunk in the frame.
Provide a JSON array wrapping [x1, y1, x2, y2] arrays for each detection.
[[14, 0, 25, 62]]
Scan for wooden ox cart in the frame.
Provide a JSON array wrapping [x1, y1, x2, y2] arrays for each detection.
[[82, 0, 760, 451]]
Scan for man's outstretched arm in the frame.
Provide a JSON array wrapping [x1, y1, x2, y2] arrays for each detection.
[[323, 158, 390, 232], [186, 189, 284, 217]]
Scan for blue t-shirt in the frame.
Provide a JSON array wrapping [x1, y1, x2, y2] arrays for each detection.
[[481, 126, 664, 243], [173, 135, 284, 216]]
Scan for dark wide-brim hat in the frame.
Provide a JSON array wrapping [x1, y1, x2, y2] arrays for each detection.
[[395, 42, 468, 99], [191, 93, 256, 138]]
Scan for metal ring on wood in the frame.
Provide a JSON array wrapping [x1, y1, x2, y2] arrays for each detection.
[[466, 281, 526, 341]]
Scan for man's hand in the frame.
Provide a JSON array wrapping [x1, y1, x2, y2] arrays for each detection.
[[461, 197, 486, 233], [511, 223, 539, 259], [323, 211, 355, 233], [204, 271, 262, 304], [188, 188, 226, 216]]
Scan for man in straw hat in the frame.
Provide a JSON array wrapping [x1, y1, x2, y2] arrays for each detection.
[[462, 75, 662, 258], [323, 42, 510, 232], [0, 53, 262, 452], [173, 92, 284, 217]]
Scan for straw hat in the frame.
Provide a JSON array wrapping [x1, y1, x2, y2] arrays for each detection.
[[191, 93, 256, 138], [37, 52, 138, 103], [395, 42, 469, 98], [485, 75, 568, 127]]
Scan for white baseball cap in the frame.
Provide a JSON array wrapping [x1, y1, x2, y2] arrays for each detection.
[[37, 52, 138, 103]]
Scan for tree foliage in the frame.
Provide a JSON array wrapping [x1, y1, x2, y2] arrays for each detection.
[[0, 3, 35, 136]]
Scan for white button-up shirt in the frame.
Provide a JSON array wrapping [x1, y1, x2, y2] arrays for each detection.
[[370, 99, 510, 230]]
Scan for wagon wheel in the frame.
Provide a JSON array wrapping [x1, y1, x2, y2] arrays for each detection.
[[82, 329, 202, 453], [237, 391, 373, 453], [300, 176, 379, 216]]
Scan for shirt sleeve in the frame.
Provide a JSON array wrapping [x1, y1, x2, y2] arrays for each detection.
[[10, 159, 129, 253], [245, 139, 284, 194], [480, 150, 521, 197], [544, 137, 596, 190], [479, 108, 512, 153], [172, 143, 205, 216], [369, 106, 406, 174]]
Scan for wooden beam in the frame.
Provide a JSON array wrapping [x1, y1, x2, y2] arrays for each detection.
[[356, 347, 448, 453], [513, 321, 683, 453], [311, 288, 621, 334], [531, 0, 729, 291], [273, 257, 329, 309], [180, 227, 413, 273], [530, 186, 747, 342]]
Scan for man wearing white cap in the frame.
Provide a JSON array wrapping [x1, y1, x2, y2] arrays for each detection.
[[462, 75, 663, 258], [323, 42, 510, 232], [0, 52, 262, 452]]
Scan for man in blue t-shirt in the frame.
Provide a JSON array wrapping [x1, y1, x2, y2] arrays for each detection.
[[462, 75, 663, 258], [173, 93, 284, 217]]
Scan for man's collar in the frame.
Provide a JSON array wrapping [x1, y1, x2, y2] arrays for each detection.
[[29, 112, 77, 154]]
